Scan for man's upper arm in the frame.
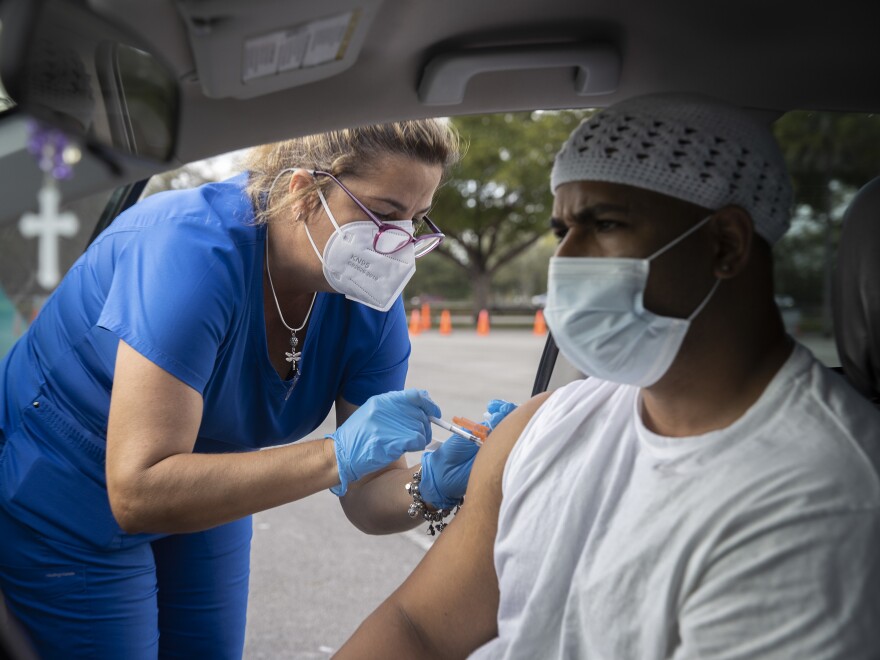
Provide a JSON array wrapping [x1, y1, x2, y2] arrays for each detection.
[[337, 391, 551, 658]]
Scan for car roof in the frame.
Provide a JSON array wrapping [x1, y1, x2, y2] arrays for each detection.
[[1, 0, 878, 224], [115, 0, 880, 160]]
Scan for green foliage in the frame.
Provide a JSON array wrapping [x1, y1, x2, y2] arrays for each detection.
[[433, 111, 591, 273], [142, 153, 244, 198], [774, 111, 880, 208], [771, 111, 880, 318], [773, 215, 827, 305], [141, 109, 880, 323], [491, 233, 557, 303], [408, 110, 592, 310], [404, 251, 471, 303]]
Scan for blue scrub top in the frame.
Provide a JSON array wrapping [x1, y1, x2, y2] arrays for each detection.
[[0, 173, 410, 547]]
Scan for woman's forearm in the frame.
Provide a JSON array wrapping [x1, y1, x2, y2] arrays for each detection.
[[111, 438, 339, 534], [339, 462, 426, 535]]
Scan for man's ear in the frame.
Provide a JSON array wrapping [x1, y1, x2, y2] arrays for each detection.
[[711, 205, 753, 278]]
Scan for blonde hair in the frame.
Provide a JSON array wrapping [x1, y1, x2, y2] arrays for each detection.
[[244, 119, 460, 225]]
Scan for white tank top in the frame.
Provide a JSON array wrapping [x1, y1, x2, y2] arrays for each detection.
[[469, 344, 880, 659]]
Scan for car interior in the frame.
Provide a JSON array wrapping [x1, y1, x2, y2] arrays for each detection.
[[833, 177, 880, 404], [0, 0, 878, 654]]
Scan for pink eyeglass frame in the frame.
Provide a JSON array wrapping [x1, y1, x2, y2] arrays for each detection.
[[311, 170, 445, 257]]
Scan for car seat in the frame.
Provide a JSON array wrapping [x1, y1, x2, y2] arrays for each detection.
[[0, 592, 38, 660], [832, 176, 880, 404]]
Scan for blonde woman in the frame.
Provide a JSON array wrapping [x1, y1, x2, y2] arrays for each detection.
[[0, 121, 487, 658]]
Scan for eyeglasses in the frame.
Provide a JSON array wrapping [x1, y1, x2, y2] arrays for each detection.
[[311, 170, 445, 258]]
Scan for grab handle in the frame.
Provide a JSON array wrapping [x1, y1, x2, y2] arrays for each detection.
[[418, 44, 619, 106]]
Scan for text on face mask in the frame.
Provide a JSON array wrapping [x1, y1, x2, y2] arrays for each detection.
[[347, 255, 379, 280]]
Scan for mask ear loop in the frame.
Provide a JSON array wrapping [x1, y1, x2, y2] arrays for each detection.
[[646, 213, 715, 261], [687, 278, 721, 321], [267, 167, 327, 266], [268, 167, 297, 200], [303, 182, 345, 266], [315, 187, 344, 233], [645, 213, 721, 321]]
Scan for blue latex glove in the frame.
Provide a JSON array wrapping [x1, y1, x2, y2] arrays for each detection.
[[484, 398, 518, 431], [329, 388, 440, 496], [420, 398, 518, 509]]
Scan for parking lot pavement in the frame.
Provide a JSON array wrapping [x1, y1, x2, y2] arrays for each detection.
[[244, 329, 547, 659], [404, 328, 551, 419]]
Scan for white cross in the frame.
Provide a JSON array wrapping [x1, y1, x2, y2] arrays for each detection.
[[19, 178, 79, 290]]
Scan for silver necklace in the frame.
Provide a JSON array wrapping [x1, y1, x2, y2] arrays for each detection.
[[265, 224, 317, 393]]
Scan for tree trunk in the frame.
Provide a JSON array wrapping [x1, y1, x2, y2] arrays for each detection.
[[471, 270, 492, 321]]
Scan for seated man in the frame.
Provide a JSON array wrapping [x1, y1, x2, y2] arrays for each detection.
[[336, 93, 880, 658]]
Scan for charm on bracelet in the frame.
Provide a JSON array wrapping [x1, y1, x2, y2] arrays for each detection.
[[405, 468, 461, 536]]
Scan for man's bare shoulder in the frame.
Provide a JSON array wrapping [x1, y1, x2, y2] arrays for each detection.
[[333, 392, 558, 659], [467, 391, 554, 506]]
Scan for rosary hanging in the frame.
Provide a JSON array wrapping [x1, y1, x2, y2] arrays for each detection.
[[20, 120, 82, 291], [265, 225, 317, 400]]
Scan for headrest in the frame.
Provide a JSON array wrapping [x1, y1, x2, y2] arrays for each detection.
[[832, 176, 880, 400]]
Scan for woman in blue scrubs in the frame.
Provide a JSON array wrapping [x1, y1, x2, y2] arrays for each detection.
[[0, 120, 483, 658]]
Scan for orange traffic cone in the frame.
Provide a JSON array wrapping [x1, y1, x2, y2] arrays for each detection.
[[439, 309, 452, 335], [420, 302, 431, 330], [533, 309, 547, 335], [476, 309, 490, 336], [409, 309, 422, 335]]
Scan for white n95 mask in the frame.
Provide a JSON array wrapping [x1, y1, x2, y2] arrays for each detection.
[[543, 215, 719, 387], [305, 188, 416, 312]]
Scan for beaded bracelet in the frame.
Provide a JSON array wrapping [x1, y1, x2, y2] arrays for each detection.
[[405, 468, 460, 536]]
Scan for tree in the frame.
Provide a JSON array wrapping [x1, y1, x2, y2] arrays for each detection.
[[492, 233, 557, 304], [142, 152, 244, 198], [773, 111, 880, 333], [418, 111, 592, 315]]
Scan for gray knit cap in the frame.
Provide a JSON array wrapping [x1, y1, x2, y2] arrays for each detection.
[[551, 93, 793, 244]]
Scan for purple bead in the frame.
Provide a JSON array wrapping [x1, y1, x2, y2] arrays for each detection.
[[26, 120, 75, 180]]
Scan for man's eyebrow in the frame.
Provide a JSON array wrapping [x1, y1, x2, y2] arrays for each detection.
[[369, 195, 432, 217], [553, 203, 630, 223], [576, 203, 629, 218]]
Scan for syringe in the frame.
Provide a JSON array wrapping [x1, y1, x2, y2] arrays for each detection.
[[429, 416, 484, 447]]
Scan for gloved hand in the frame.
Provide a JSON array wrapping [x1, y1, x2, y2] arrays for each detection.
[[420, 398, 518, 509], [484, 398, 518, 431], [329, 388, 440, 496]]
